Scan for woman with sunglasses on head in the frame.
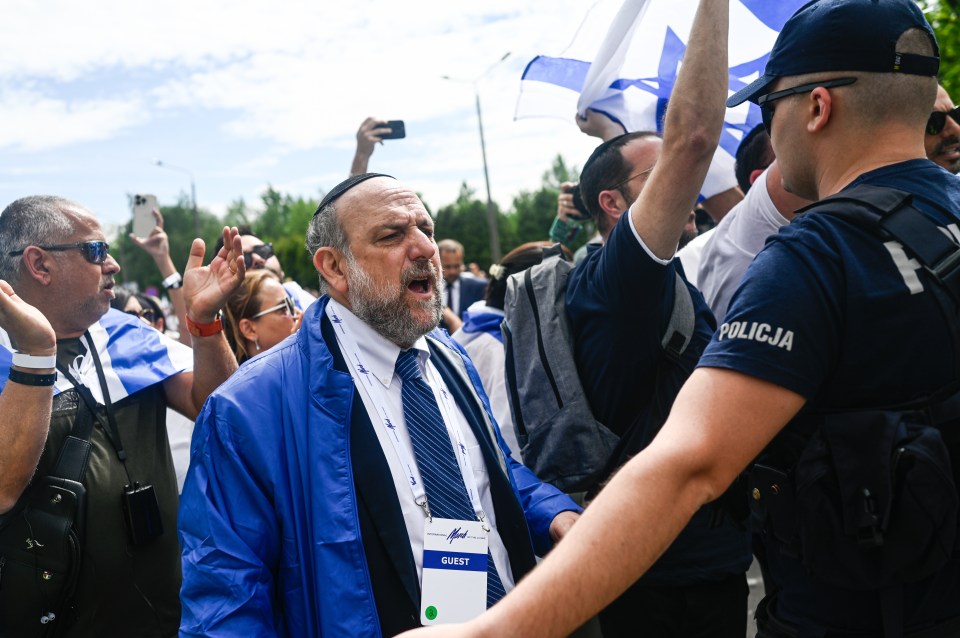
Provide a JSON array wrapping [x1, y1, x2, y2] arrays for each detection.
[[223, 269, 302, 364]]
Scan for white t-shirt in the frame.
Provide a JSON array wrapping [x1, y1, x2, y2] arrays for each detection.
[[696, 167, 789, 322], [676, 228, 714, 288]]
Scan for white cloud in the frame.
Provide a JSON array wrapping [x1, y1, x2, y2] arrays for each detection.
[[0, 0, 612, 228], [0, 89, 145, 151]]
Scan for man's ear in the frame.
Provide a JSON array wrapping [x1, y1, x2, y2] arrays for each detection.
[[598, 189, 626, 216], [313, 247, 349, 296], [19, 246, 54, 286], [808, 87, 833, 133]]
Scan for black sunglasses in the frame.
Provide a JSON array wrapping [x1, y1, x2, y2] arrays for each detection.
[[757, 77, 858, 134], [243, 243, 274, 268], [926, 106, 960, 136], [126, 308, 157, 323], [8, 240, 111, 265]]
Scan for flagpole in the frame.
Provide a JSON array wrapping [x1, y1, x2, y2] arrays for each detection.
[[442, 51, 511, 263]]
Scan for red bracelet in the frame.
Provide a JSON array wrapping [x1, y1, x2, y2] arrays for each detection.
[[185, 313, 223, 338]]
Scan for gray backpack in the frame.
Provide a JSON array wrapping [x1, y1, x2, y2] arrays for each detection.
[[502, 243, 694, 492]]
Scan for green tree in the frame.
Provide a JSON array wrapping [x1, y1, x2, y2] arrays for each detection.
[[918, 1, 960, 99], [223, 198, 252, 228], [249, 186, 321, 290], [434, 183, 514, 271], [509, 154, 594, 255]]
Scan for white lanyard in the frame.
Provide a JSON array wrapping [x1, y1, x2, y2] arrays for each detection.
[[326, 300, 488, 526]]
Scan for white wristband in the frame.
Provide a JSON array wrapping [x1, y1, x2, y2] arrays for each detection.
[[162, 272, 183, 289], [12, 352, 56, 369]]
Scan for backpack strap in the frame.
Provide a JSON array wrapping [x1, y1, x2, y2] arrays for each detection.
[[662, 272, 695, 362]]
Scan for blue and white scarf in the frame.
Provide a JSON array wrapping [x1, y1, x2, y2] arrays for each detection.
[[0, 308, 192, 405]]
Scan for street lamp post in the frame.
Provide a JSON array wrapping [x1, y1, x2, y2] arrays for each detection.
[[442, 52, 510, 263], [155, 160, 199, 236]]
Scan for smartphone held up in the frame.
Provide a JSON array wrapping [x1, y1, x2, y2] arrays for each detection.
[[132, 193, 158, 238], [379, 120, 405, 140]]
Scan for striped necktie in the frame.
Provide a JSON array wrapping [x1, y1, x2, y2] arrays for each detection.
[[395, 348, 506, 607]]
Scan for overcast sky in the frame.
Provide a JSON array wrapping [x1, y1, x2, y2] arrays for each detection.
[[0, 0, 609, 232]]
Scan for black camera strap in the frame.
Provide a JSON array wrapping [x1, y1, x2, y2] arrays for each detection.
[[55, 331, 128, 464]]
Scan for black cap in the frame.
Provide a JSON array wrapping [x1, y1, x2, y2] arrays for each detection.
[[727, 0, 939, 108], [313, 173, 395, 217]]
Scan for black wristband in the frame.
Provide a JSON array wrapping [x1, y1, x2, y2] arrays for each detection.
[[8, 368, 57, 386]]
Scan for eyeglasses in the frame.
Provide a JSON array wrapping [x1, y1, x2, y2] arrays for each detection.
[[609, 166, 655, 193], [250, 296, 296, 319], [926, 106, 960, 136], [7, 240, 111, 264], [126, 308, 157, 323], [757, 77, 858, 134], [243, 243, 275, 268]]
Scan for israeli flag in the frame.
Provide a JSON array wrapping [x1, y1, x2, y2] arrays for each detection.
[[0, 308, 193, 404], [516, 0, 806, 198]]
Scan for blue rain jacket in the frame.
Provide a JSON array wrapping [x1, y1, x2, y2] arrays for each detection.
[[178, 297, 578, 637]]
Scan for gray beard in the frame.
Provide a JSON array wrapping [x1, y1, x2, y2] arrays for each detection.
[[345, 254, 443, 349]]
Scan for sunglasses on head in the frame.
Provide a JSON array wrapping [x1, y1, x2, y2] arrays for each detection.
[[126, 308, 157, 323], [757, 77, 858, 134], [8, 240, 111, 265], [243, 243, 275, 268], [926, 106, 960, 136], [251, 295, 296, 319]]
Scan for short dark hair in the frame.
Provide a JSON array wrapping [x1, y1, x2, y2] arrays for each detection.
[[734, 124, 773, 193], [579, 131, 660, 224]]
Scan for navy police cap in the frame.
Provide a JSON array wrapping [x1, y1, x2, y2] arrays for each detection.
[[727, 0, 939, 108]]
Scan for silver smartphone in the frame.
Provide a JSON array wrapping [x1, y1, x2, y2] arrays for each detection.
[[132, 194, 158, 238]]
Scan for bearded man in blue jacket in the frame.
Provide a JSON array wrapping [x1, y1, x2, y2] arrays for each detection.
[[178, 173, 581, 638]]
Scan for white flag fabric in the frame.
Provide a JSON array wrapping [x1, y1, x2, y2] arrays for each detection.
[[517, 0, 807, 198], [0, 308, 192, 404]]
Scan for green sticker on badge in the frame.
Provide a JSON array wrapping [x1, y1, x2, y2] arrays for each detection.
[[425, 606, 438, 620]]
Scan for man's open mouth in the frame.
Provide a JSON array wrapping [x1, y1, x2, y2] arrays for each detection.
[[408, 278, 431, 294]]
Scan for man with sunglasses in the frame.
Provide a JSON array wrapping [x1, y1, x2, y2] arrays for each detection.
[[398, 1, 960, 637], [217, 226, 318, 311], [0, 195, 245, 636], [924, 84, 960, 173]]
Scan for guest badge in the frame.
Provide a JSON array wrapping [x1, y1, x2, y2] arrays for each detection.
[[420, 517, 489, 625]]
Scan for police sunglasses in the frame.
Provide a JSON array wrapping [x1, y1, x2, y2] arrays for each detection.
[[243, 243, 275, 269], [250, 296, 296, 319], [757, 77, 858, 134], [8, 240, 111, 265], [926, 106, 960, 136]]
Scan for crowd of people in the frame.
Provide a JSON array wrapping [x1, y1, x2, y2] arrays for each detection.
[[1, 0, 959, 636]]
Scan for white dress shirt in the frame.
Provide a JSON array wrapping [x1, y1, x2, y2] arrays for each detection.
[[329, 303, 516, 590]]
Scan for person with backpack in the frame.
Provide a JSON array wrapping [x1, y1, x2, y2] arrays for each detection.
[[503, 0, 750, 634], [398, 1, 960, 637]]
